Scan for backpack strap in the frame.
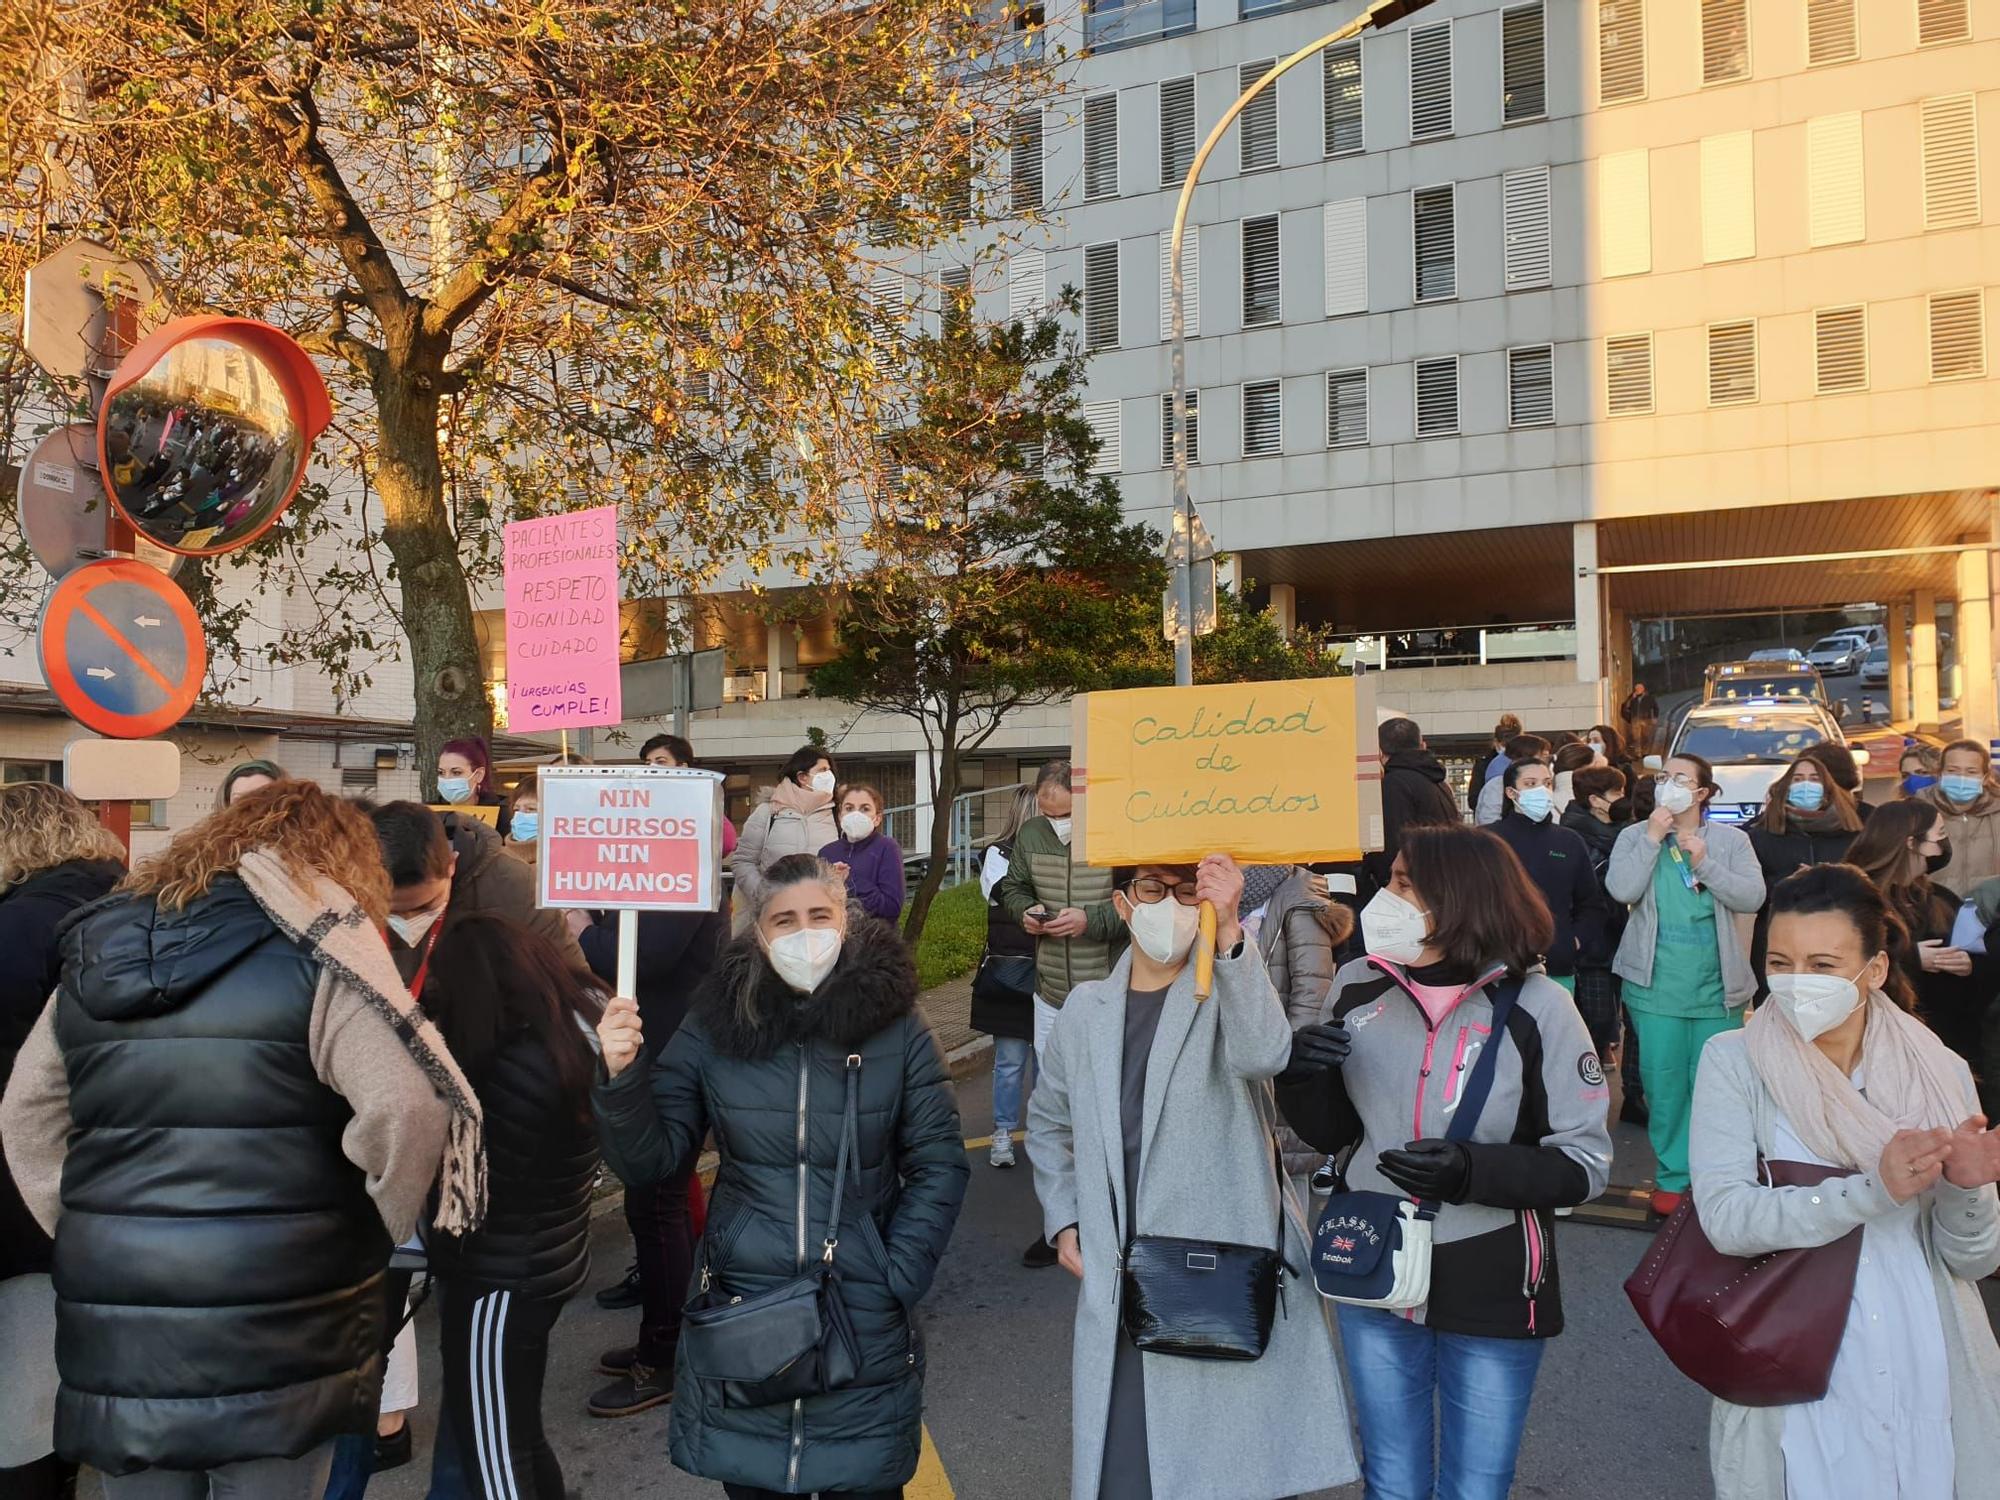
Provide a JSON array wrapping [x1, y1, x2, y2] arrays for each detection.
[[1443, 975, 1524, 1145]]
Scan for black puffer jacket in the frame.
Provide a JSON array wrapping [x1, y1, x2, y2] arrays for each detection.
[[593, 918, 968, 1495], [49, 879, 389, 1475], [426, 1027, 598, 1299], [1745, 815, 1859, 992]]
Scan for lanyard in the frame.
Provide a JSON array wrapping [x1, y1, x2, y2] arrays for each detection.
[[1666, 835, 1702, 893], [407, 917, 446, 1000]]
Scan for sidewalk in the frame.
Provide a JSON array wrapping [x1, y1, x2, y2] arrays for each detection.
[[919, 971, 988, 1076]]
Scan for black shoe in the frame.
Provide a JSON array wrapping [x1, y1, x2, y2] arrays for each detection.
[[597, 1343, 641, 1377], [1021, 1235, 1059, 1269], [594, 1262, 642, 1311], [588, 1361, 674, 1417], [1620, 1095, 1650, 1127], [372, 1420, 413, 1473], [1310, 1158, 1338, 1196]]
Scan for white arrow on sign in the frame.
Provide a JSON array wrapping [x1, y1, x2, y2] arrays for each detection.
[[86, 666, 117, 680], [133, 615, 161, 628]]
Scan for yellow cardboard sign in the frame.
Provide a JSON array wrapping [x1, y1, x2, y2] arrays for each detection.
[[1072, 676, 1382, 866], [429, 803, 499, 828]]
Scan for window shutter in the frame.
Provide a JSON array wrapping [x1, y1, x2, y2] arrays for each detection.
[[1161, 390, 1199, 465], [1502, 4, 1546, 123], [1929, 289, 1986, 381], [1700, 132, 1756, 263], [1508, 345, 1555, 426], [940, 266, 971, 339], [1605, 333, 1654, 415], [1010, 109, 1043, 213], [870, 272, 904, 371], [1160, 77, 1197, 188], [1502, 167, 1552, 290], [1084, 94, 1119, 201], [1409, 22, 1453, 139], [1242, 380, 1282, 457], [1323, 40, 1363, 156], [1598, 150, 1651, 276], [1922, 95, 1980, 230], [1009, 250, 1046, 318], [1160, 226, 1200, 339], [1084, 243, 1120, 351], [1918, 0, 1971, 47], [1598, 0, 1645, 104], [1413, 184, 1456, 302], [1325, 369, 1368, 446], [1323, 199, 1367, 316], [1414, 358, 1458, 436], [1239, 61, 1279, 172], [1707, 320, 1758, 406], [1807, 114, 1865, 246], [1083, 400, 1121, 473], [1805, 0, 1857, 67], [1242, 215, 1282, 327], [945, 124, 974, 224], [1813, 305, 1867, 393], [1700, 0, 1749, 85]]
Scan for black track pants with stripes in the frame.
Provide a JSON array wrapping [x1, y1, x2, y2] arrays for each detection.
[[438, 1280, 568, 1500]]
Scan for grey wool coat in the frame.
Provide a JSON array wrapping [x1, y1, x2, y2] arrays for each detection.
[[1026, 944, 1360, 1500]]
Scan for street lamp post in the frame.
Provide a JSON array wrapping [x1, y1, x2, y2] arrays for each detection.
[[1167, 0, 1439, 686]]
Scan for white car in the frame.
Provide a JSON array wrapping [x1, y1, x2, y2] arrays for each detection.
[[1748, 647, 1807, 663], [1805, 634, 1866, 675], [1860, 644, 1890, 686], [1667, 701, 1864, 825]]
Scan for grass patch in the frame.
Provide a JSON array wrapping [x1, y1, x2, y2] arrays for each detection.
[[907, 878, 990, 991]]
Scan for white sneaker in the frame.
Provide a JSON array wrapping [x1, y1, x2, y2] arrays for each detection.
[[989, 1131, 1017, 1169]]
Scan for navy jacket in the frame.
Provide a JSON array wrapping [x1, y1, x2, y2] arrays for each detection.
[[819, 832, 907, 923], [1490, 811, 1607, 977], [578, 907, 727, 1049]]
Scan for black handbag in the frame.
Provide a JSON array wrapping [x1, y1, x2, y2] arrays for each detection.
[[679, 1053, 865, 1407], [971, 952, 1037, 1006], [1114, 1142, 1292, 1362]]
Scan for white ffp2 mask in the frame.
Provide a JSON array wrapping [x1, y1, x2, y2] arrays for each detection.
[[1361, 887, 1430, 965], [1767, 969, 1868, 1041], [1128, 896, 1201, 966], [1656, 781, 1696, 816], [1048, 816, 1073, 845], [767, 927, 842, 993]]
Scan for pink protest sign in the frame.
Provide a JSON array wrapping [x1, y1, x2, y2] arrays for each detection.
[[536, 766, 725, 911], [503, 505, 622, 731]]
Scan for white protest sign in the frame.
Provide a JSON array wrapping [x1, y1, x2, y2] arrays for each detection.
[[536, 766, 724, 912]]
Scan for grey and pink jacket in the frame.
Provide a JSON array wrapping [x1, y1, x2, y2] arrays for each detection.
[[1276, 956, 1613, 1338]]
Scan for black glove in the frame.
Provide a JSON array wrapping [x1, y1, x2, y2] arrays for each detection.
[[1278, 1023, 1352, 1084], [1376, 1138, 1472, 1203]]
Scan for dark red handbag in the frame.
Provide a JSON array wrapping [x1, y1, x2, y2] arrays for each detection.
[[1624, 1160, 1864, 1407]]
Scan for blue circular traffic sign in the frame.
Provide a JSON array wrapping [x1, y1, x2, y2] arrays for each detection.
[[37, 558, 205, 738]]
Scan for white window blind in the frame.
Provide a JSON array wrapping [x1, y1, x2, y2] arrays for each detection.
[[1509, 346, 1555, 426], [1326, 369, 1368, 446], [1701, 0, 1749, 85], [1160, 390, 1199, 465], [1242, 215, 1282, 327], [1700, 132, 1756, 263], [1929, 289, 1986, 381], [1605, 333, 1654, 415], [1160, 226, 1200, 340], [1409, 22, 1453, 140], [1413, 184, 1456, 302], [945, 124, 974, 223], [1805, 0, 1857, 67], [1922, 95, 1980, 230], [1242, 380, 1282, 456], [1415, 358, 1459, 436], [870, 272, 904, 371], [1160, 77, 1196, 188], [1323, 40, 1363, 156], [1918, 0, 1971, 47], [1083, 93, 1119, 201], [1599, 0, 1645, 104], [1502, 4, 1547, 123], [1323, 199, 1367, 316], [940, 266, 971, 339], [1010, 110, 1043, 213], [1009, 250, 1046, 318], [1807, 114, 1865, 246], [1598, 150, 1651, 277], [1239, 61, 1279, 172], [1503, 167, 1552, 289], [1084, 242, 1120, 351], [1083, 400, 1121, 473], [1814, 306, 1867, 393], [1708, 319, 1758, 406]]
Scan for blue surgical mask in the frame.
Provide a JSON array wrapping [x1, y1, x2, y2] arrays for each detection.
[[437, 776, 474, 805], [1514, 787, 1553, 822], [510, 812, 539, 843], [1903, 773, 1938, 795], [1940, 774, 1983, 805], [1786, 781, 1825, 812]]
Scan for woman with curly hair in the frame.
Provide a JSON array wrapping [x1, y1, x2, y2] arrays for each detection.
[[0, 780, 480, 1498]]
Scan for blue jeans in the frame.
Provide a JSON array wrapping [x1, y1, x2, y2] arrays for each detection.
[[991, 1036, 1034, 1132], [322, 1426, 468, 1500], [1337, 1305, 1544, 1500]]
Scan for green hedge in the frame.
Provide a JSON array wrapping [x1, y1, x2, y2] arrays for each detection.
[[908, 879, 989, 991]]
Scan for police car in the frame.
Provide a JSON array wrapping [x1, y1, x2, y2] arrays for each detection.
[[1665, 699, 1864, 825], [1701, 658, 1831, 708]]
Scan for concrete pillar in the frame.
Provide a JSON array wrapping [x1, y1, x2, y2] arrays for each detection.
[[1914, 592, 1941, 726], [1888, 601, 1911, 723], [913, 746, 940, 862], [1607, 607, 1631, 718], [1267, 583, 1297, 641], [764, 621, 796, 701], [1957, 546, 1996, 741], [1573, 523, 1602, 696]]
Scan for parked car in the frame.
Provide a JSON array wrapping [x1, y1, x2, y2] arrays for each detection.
[[1837, 624, 1889, 651], [1805, 634, 1867, 676], [1668, 700, 1864, 825], [1702, 658, 1831, 707], [1860, 644, 1891, 686], [1747, 647, 1808, 663]]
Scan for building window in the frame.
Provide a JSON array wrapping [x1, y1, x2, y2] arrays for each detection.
[[1010, 110, 1044, 213], [1082, 399, 1121, 473], [1414, 358, 1458, 437], [1239, 60, 1280, 173], [1807, 113, 1865, 246], [1929, 289, 1986, 381], [1598, 149, 1651, 277], [1083, 0, 1195, 52], [1501, 4, 1546, 122], [1508, 345, 1555, 426], [1241, 215, 1282, 327], [1325, 368, 1368, 446], [1, 759, 60, 785], [1242, 379, 1282, 456], [1707, 319, 1759, 406], [940, 266, 972, 339], [1605, 333, 1655, 415], [1323, 198, 1367, 316], [1921, 95, 1980, 230], [1323, 39, 1363, 156], [1008, 249, 1046, 318], [870, 272, 904, 372], [1083, 93, 1119, 201], [1160, 226, 1199, 339], [1502, 166, 1551, 290], [1159, 76, 1196, 189], [1701, 0, 1750, 85], [1918, 0, 1971, 47], [1412, 184, 1456, 302], [1814, 305, 1868, 393], [1805, 0, 1857, 66], [1084, 242, 1120, 350], [1409, 21, 1453, 140], [1161, 390, 1199, 465], [1599, 0, 1645, 104], [1700, 132, 1756, 263]]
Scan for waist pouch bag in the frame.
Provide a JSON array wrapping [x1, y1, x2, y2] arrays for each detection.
[[681, 1053, 864, 1407], [1624, 1159, 1863, 1406], [972, 952, 1037, 1007], [1311, 976, 1523, 1310]]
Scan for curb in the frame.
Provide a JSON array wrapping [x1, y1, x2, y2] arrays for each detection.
[[945, 1034, 994, 1081]]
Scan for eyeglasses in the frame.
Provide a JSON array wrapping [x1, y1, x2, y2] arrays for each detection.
[[1128, 876, 1201, 907], [1652, 772, 1699, 789]]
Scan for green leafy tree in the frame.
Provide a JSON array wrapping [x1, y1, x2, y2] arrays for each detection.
[[1191, 580, 1344, 683]]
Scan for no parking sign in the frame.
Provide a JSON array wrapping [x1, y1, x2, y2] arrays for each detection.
[[37, 559, 205, 739]]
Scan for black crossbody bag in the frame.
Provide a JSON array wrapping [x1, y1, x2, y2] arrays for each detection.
[[679, 1054, 864, 1407]]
